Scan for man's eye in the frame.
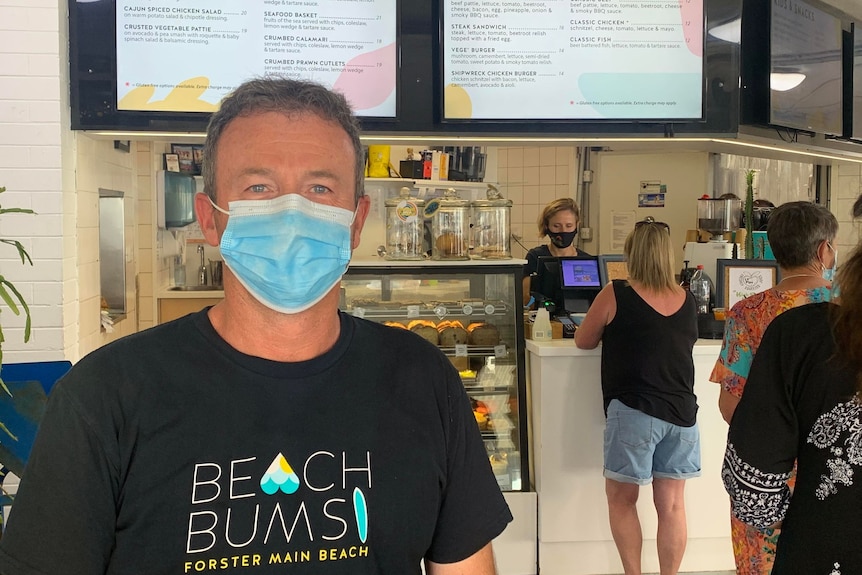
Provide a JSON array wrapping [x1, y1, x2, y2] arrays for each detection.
[[249, 184, 267, 193], [311, 185, 330, 194]]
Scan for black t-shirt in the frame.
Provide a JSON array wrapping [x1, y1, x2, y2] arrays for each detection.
[[0, 311, 511, 574], [601, 280, 698, 426], [724, 303, 861, 574]]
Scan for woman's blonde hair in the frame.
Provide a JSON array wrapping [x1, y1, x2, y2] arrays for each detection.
[[624, 222, 677, 291], [537, 198, 580, 237]]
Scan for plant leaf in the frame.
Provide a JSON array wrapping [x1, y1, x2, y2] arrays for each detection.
[[0, 420, 18, 441], [2, 281, 31, 342], [0, 208, 35, 216], [0, 375, 11, 398], [0, 282, 21, 316], [0, 240, 33, 266]]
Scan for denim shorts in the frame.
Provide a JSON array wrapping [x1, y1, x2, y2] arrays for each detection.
[[603, 399, 702, 485]]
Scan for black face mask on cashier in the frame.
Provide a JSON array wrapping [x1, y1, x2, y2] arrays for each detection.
[[548, 229, 577, 249]]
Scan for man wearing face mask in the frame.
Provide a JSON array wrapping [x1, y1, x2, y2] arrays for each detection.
[[522, 197, 590, 306], [0, 78, 511, 575]]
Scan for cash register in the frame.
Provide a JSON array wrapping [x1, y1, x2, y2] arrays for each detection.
[[532, 255, 602, 337]]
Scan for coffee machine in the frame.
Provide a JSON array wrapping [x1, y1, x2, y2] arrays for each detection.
[[683, 197, 742, 287]]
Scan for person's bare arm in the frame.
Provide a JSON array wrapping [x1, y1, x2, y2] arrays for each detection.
[[522, 276, 532, 307], [718, 387, 741, 424], [426, 543, 497, 575], [574, 283, 615, 349]]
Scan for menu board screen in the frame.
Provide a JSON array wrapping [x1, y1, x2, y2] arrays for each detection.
[[442, 0, 704, 120], [853, 25, 862, 139], [769, 0, 842, 135], [116, 0, 397, 117]]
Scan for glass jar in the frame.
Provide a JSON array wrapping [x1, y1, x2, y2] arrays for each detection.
[[384, 187, 426, 260], [470, 185, 512, 259], [431, 188, 470, 261]]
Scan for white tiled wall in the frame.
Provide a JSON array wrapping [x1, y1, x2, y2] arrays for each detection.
[[495, 146, 579, 259], [74, 136, 141, 358], [0, 0, 66, 363], [835, 163, 862, 255]]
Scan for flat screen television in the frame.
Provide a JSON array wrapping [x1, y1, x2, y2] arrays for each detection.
[[440, 0, 706, 121], [69, 0, 399, 131], [769, 0, 843, 135], [560, 257, 601, 289], [558, 256, 601, 313], [853, 24, 862, 139]]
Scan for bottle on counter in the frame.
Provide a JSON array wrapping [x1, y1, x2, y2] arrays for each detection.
[[689, 264, 710, 315], [532, 307, 553, 341], [173, 256, 186, 287]]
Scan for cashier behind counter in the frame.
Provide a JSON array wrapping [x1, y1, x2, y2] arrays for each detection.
[[530, 256, 602, 334]]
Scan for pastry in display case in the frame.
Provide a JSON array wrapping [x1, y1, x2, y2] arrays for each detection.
[[340, 260, 528, 492]]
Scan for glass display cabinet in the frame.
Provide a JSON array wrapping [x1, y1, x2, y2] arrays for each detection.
[[341, 259, 528, 492]]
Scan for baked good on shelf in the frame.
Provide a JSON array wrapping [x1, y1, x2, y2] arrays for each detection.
[[437, 320, 467, 346], [435, 232, 467, 258], [408, 319, 438, 345], [383, 321, 407, 330], [471, 397, 490, 430], [350, 297, 379, 308], [467, 322, 500, 346], [473, 410, 489, 431], [489, 452, 508, 475]]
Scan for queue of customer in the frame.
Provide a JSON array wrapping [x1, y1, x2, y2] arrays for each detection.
[[710, 201, 838, 573], [722, 194, 862, 575], [567, 197, 860, 575]]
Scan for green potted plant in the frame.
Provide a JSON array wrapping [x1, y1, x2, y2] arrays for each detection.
[[743, 169, 756, 259], [0, 185, 35, 438]]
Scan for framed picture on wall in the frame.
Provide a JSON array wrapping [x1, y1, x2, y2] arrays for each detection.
[[191, 145, 204, 175], [171, 144, 196, 175], [715, 259, 781, 309], [598, 254, 628, 286], [163, 153, 180, 172]]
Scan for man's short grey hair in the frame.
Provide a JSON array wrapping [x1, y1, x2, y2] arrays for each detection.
[[767, 201, 838, 268], [202, 77, 365, 203]]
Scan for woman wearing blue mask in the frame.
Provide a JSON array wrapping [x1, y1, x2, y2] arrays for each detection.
[[522, 197, 590, 306], [709, 200, 837, 575]]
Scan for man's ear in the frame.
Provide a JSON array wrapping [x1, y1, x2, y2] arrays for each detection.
[[350, 195, 372, 250], [195, 192, 222, 247]]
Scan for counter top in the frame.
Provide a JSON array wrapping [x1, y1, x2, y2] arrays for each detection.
[[525, 338, 723, 357], [158, 287, 224, 299], [348, 257, 528, 268]]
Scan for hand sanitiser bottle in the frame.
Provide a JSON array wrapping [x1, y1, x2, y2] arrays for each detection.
[[690, 264, 710, 315], [533, 307, 553, 341]]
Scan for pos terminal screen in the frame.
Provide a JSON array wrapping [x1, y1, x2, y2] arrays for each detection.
[[560, 257, 602, 288]]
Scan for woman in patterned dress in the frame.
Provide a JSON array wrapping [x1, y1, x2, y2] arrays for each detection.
[[710, 201, 838, 574], [722, 195, 862, 574]]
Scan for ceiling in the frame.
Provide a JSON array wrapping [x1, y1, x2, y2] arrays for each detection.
[[825, 0, 862, 21]]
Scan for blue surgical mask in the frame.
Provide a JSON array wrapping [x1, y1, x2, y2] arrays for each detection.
[[822, 242, 837, 283], [210, 194, 355, 314]]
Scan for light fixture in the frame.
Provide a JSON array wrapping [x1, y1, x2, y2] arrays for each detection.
[[770, 72, 806, 92], [708, 18, 741, 44], [83, 133, 862, 164]]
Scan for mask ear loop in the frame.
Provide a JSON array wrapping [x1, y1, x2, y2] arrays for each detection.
[[208, 195, 230, 216]]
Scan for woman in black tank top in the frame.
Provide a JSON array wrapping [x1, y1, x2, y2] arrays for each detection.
[[575, 218, 699, 575]]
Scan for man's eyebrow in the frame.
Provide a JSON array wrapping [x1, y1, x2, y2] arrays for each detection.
[[236, 167, 275, 178], [234, 168, 344, 181]]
